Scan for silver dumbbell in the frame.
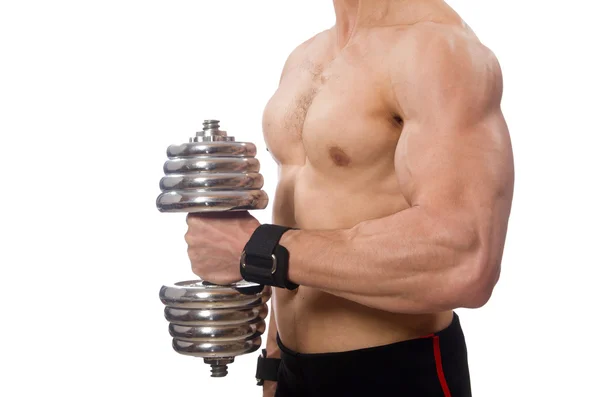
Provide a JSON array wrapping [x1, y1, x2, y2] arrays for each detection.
[[157, 120, 271, 377]]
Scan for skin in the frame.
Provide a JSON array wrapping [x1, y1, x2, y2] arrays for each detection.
[[185, 0, 514, 395]]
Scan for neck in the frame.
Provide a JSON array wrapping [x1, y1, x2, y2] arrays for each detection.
[[332, 0, 441, 48], [332, 0, 359, 47]]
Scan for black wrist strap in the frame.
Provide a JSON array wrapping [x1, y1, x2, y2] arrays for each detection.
[[241, 224, 298, 290], [256, 349, 281, 386]]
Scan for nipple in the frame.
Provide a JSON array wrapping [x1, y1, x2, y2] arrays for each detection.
[[329, 146, 351, 167]]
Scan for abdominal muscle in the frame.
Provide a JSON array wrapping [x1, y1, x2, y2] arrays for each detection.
[[272, 163, 454, 354]]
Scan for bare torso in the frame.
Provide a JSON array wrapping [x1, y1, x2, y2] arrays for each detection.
[[263, 2, 477, 353]]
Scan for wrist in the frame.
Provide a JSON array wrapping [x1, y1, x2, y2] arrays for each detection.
[[278, 228, 298, 249], [279, 229, 301, 284], [240, 224, 298, 290]]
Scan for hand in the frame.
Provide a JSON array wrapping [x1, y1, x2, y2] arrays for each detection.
[[185, 211, 260, 285]]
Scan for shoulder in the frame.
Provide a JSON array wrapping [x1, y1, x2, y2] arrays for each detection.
[[279, 29, 332, 81], [392, 22, 500, 82], [387, 22, 503, 117]]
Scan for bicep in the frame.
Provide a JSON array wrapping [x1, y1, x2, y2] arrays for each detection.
[[393, 60, 513, 302], [395, 110, 513, 215], [393, 34, 513, 217]]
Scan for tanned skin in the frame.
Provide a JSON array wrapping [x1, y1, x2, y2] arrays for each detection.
[[184, 1, 514, 395]]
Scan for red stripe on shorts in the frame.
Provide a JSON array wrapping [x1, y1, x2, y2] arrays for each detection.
[[433, 335, 452, 397]]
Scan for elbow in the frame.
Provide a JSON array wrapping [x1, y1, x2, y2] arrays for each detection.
[[395, 255, 500, 314], [418, 210, 503, 311], [458, 280, 495, 309], [453, 247, 501, 309]]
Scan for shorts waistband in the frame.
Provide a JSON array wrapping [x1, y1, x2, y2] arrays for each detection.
[[276, 312, 465, 366]]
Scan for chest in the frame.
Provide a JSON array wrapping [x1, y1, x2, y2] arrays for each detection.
[[262, 49, 400, 169]]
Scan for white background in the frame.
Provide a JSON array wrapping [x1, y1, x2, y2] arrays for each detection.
[[1, 1, 598, 396]]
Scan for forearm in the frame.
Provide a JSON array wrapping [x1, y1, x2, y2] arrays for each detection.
[[280, 206, 489, 314]]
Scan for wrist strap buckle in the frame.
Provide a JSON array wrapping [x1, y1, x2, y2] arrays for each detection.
[[240, 224, 298, 290], [241, 251, 277, 274]]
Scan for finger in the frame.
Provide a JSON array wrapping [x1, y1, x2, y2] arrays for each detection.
[[185, 213, 199, 225], [194, 213, 252, 223], [197, 211, 250, 219]]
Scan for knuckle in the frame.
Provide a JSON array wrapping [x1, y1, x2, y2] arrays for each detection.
[[184, 231, 194, 246], [191, 267, 203, 278], [185, 214, 196, 226]]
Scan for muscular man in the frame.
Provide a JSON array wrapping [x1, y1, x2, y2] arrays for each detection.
[[185, 0, 514, 396]]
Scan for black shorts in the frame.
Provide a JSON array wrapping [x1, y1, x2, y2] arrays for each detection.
[[275, 312, 471, 397]]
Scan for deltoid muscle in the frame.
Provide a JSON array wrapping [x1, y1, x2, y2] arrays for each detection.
[[157, 120, 271, 377]]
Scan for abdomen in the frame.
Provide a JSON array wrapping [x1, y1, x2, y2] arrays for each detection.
[[273, 163, 451, 353]]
